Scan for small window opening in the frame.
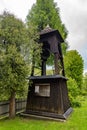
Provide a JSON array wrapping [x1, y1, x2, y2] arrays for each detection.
[[35, 84, 50, 97]]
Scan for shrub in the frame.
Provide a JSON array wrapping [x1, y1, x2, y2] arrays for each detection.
[[67, 77, 81, 107]]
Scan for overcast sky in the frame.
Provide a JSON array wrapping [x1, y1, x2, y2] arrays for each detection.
[[0, 0, 87, 72]]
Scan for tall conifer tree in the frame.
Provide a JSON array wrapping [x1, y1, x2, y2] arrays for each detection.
[[26, 0, 67, 40], [26, 0, 68, 68]]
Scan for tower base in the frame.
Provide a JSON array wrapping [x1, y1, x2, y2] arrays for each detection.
[[22, 107, 72, 121], [25, 75, 72, 121]]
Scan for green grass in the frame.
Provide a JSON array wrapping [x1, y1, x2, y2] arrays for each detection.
[[0, 99, 87, 130]]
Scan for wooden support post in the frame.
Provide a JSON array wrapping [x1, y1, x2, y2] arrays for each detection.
[[41, 60, 46, 75], [54, 53, 59, 75], [58, 44, 65, 76]]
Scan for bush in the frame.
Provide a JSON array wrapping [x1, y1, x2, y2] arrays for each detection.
[[81, 73, 87, 96], [67, 77, 81, 107]]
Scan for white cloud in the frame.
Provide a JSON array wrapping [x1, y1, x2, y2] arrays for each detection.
[[0, 0, 36, 21], [55, 0, 87, 71]]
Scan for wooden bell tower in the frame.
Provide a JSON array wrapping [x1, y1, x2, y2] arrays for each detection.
[[24, 26, 72, 120], [40, 25, 65, 76]]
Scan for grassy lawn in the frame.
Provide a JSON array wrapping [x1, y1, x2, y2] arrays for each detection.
[[0, 99, 87, 130]]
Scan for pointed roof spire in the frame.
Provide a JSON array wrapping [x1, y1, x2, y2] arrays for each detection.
[[40, 24, 54, 35], [46, 24, 52, 29]]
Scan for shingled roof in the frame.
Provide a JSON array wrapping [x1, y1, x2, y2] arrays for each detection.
[[40, 25, 64, 43], [40, 25, 55, 35]]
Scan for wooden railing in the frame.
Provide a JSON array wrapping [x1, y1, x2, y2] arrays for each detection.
[[0, 99, 26, 117]]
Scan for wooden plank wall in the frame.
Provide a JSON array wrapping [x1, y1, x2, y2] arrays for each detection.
[[0, 99, 26, 116]]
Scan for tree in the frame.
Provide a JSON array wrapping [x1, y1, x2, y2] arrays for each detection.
[[0, 11, 29, 51], [26, 0, 68, 65], [82, 73, 87, 96], [26, 0, 67, 38], [0, 11, 42, 118], [0, 11, 30, 118], [67, 77, 81, 107], [24, 23, 42, 76], [64, 50, 84, 88], [0, 44, 29, 118]]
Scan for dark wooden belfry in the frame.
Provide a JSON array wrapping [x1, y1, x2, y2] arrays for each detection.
[[25, 26, 72, 120], [40, 25, 65, 76]]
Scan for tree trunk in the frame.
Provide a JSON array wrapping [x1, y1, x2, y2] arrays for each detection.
[[9, 91, 16, 119], [41, 60, 46, 75]]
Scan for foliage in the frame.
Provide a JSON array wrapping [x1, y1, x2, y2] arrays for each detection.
[[24, 23, 42, 76], [0, 11, 30, 99], [64, 50, 84, 88], [26, 0, 67, 38], [0, 44, 29, 98], [26, 0, 68, 66], [0, 99, 87, 130], [81, 73, 87, 96], [67, 77, 81, 107], [0, 11, 42, 104], [0, 11, 31, 118], [0, 11, 29, 52]]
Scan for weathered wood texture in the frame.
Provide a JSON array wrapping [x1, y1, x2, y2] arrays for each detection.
[[26, 75, 72, 119], [25, 27, 72, 120], [40, 28, 65, 76], [0, 99, 26, 116]]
